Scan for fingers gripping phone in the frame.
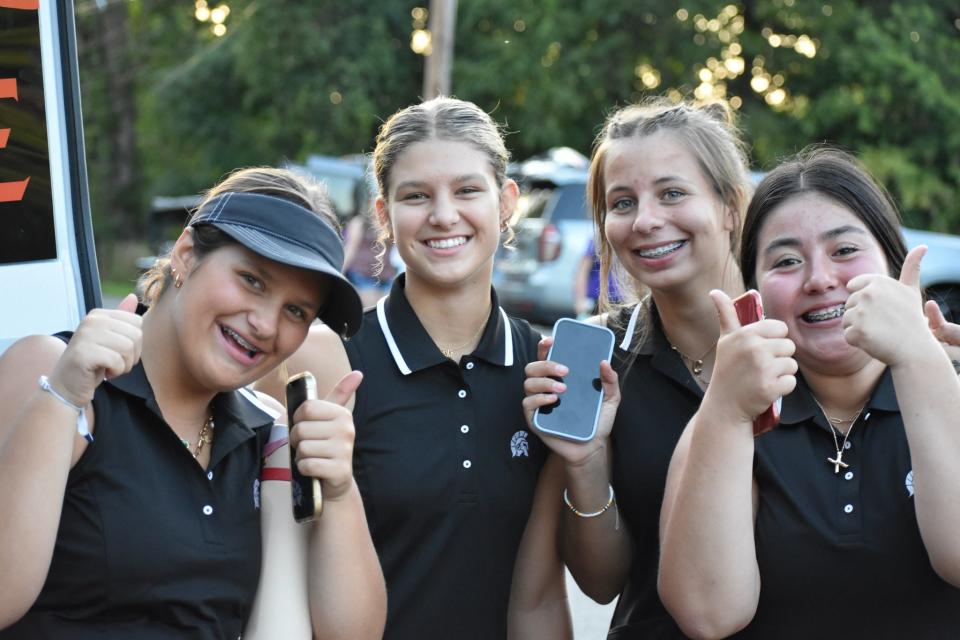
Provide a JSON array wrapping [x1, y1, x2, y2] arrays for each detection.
[[286, 372, 323, 522], [533, 318, 615, 442], [732, 290, 781, 437]]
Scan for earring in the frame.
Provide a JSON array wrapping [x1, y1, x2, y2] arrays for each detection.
[[172, 267, 183, 289]]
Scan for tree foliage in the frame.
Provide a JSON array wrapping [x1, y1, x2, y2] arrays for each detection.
[[77, 0, 960, 240]]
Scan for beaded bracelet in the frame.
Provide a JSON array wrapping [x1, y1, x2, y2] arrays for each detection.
[[38, 375, 94, 443], [563, 484, 615, 518]]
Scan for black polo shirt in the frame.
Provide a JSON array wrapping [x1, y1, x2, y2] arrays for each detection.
[[346, 275, 546, 640], [601, 302, 693, 639], [1, 354, 275, 639], [734, 369, 960, 639]]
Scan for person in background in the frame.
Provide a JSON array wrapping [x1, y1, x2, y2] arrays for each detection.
[[658, 147, 960, 638], [0, 167, 385, 639], [523, 97, 752, 638], [342, 209, 397, 308], [573, 234, 623, 318], [258, 96, 571, 640]]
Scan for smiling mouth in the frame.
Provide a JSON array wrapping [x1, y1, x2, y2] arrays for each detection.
[[802, 304, 845, 323], [634, 240, 686, 259], [221, 325, 262, 359], [425, 236, 468, 249]]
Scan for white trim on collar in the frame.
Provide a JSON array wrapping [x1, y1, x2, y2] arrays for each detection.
[[238, 386, 282, 420], [500, 307, 514, 367], [377, 296, 412, 375], [619, 303, 642, 351]]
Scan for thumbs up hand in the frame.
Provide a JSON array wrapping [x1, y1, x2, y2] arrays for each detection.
[[47, 293, 143, 408], [704, 290, 797, 427], [843, 245, 928, 366], [289, 371, 362, 502]]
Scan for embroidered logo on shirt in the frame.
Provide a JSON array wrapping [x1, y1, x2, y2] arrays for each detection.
[[510, 430, 530, 457], [905, 470, 914, 498], [253, 478, 261, 509]]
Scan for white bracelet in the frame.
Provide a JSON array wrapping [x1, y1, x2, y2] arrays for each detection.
[[38, 375, 93, 443], [563, 484, 615, 518]]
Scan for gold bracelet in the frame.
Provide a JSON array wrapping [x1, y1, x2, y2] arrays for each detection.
[[563, 484, 615, 518]]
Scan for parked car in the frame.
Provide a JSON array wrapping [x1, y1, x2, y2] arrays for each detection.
[[494, 154, 960, 324], [494, 151, 596, 325], [137, 155, 375, 271]]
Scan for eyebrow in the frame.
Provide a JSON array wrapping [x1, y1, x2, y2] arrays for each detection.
[[606, 175, 692, 195], [763, 224, 868, 256], [245, 258, 322, 312], [394, 174, 487, 191]]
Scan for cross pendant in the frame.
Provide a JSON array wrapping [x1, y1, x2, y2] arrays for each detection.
[[827, 450, 849, 474]]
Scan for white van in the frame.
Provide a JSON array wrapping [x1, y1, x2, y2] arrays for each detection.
[[1, 0, 100, 354]]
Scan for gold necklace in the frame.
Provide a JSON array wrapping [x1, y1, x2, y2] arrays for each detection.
[[437, 319, 487, 359], [181, 415, 214, 459], [811, 396, 865, 474], [668, 341, 716, 387]]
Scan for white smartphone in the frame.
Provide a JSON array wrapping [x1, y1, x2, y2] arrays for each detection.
[[533, 318, 615, 442]]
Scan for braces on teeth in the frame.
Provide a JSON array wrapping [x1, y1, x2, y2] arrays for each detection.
[[638, 241, 684, 258], [806, 305, 845, 321]]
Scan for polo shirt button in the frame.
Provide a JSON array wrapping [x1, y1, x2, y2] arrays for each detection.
[[844, 471, 854, 480], [844, 441, 852, 450], [462, 460, 472, 469], [460, 425, 470, 434], [203, 505, 214, 516], [843, 504, 854, 514], [458, 389, 467, 398], [207, 471, 214, 481], [465, 361, 475, 370]]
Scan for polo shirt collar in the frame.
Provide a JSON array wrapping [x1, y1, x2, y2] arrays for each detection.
[[616, 300, 703, 397], [105, 360, 275, 465], [376, 274, 515, 375], [779, 366, 899, 431]]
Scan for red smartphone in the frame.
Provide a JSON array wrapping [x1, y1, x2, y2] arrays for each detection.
[[732, 290, 781, 437]]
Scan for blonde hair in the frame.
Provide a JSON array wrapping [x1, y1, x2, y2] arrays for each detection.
[[587, 97, 751, 327], [137, 166, 339, 305], [370, 97, 513, 272]]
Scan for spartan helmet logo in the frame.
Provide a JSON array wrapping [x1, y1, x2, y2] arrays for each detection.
[[510, 430, 530, 457]]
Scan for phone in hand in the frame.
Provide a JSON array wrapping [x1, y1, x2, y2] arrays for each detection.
[[732, 290, 781, 437], [286, 371, 323, 522], [533, 318, 615, 442]]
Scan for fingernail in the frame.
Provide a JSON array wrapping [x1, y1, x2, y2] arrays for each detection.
[[557, 365, 569, 375]]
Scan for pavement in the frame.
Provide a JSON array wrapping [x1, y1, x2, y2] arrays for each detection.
[[568, 571, 616, 638]]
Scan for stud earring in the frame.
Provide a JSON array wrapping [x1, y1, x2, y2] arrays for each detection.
[[172, 267, 183, 289]]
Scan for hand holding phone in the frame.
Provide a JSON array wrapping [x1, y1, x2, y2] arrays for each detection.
[[533, 318, 615, 442], [286, 372, 323, 522], [732, 290, 781, 436]]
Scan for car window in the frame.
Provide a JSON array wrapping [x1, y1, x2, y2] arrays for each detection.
[[510, 188, 552, 223], [549, 184, 590, 222]]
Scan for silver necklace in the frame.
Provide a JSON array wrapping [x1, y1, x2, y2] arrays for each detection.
[[811, 396, 865, 474]]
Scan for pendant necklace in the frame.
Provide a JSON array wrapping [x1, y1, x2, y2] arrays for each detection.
[[437, 309, 489, 359], [181, 415, 214, 459], [811, 396, 865, 474], [668, 341, 716, 388]]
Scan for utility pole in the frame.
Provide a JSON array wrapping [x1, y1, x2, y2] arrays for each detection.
[[422, 0, 457, 99]]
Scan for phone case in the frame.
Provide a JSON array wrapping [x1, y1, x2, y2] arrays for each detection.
[[533, 318, 615, 442], [286, 371, 323, 522], [732, 290, 781, 437]]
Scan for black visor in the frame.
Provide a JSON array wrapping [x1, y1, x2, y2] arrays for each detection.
[[190, 192, 362, 337]]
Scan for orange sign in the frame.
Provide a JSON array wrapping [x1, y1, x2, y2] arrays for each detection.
[[0, 1, 40, 9], [1, 76, 28, 202]]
